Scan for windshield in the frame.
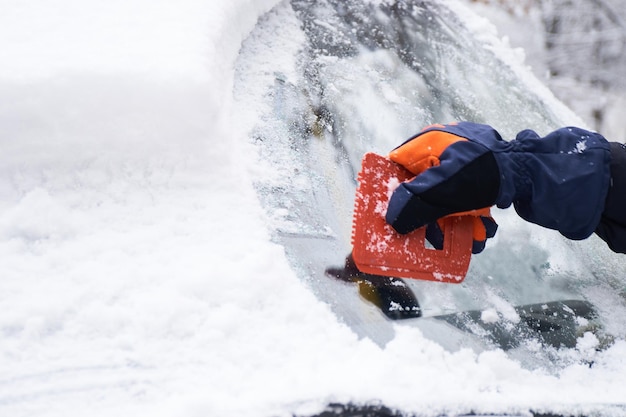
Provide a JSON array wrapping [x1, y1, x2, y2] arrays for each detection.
[[234, 0, 626, 369]]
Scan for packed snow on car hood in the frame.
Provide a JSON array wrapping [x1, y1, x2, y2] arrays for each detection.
[[0, 1, 625, 417]]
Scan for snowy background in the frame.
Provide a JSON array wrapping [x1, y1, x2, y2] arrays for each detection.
[[1, 1, 626, 417]]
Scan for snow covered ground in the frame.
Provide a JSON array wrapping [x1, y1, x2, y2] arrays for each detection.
[[1, 1, 626, 417]]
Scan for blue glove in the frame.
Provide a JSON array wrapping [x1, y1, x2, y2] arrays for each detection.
[[386, 122, 611, 244]]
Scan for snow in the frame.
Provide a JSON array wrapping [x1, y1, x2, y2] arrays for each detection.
[[0, 1, 625, 417]]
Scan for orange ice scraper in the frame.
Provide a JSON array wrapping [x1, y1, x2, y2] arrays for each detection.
[[351, 152, 474, 283]]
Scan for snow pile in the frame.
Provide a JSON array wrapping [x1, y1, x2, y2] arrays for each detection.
[[0, 1, 625, 417]]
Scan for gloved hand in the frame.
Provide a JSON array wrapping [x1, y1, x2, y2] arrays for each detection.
[[385, 123, 500, 252], [384, 122, 612, 246]]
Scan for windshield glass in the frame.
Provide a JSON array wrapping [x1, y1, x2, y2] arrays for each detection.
[[234, 0, 626, 369]]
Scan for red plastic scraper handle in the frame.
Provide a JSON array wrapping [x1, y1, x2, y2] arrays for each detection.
[[351, 152, 473, 283]]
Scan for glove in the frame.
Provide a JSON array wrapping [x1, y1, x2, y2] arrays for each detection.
[[385, 122, 612, 245], [385, 123, 500, 240]]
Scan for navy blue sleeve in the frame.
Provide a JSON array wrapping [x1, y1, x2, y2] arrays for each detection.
[[593, 142, 626, 253]]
